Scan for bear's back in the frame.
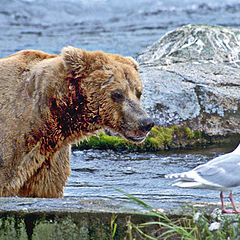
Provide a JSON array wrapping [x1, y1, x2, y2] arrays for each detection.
[[0, 50, 57, 145], [0, 50, 57, 90]]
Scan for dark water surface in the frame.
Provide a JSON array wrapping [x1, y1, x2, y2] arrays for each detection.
[[65, 145, 240, 209]]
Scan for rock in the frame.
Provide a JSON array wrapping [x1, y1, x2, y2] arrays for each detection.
[[1, 197, 240, 240], [138, 24, 240, 136]]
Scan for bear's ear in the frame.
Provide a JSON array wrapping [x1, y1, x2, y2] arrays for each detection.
[[125, 56, 139, 71], [61, 46, 88, 74]]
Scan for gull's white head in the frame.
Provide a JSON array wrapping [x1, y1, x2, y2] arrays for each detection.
[[232, 143, 240, 154]]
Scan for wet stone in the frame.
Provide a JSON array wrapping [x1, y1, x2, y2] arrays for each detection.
[[138, 24, 240, 137]]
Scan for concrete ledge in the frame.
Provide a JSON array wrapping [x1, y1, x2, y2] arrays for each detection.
[[0, 197, 156, 240], [1, 197, 239, 240]]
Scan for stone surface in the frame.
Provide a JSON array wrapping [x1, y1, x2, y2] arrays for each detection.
[[0, 197, 220, 240], [0, 197, 149, 240], [0, 197, 182, 240], [0, 197, 238, 240], [138, 24, 240, 136]]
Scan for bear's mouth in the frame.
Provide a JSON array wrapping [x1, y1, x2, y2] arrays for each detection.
[[106, 128, 148, 143], [122, 130, 150, 143], [119, 127, 151, 143], [124, 135, 146, 143]]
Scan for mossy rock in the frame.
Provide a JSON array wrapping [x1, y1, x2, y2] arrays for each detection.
[[74, 125, 208, 152]]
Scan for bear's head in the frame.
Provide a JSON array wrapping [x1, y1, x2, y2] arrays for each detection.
[[62, 46, 154, 142]]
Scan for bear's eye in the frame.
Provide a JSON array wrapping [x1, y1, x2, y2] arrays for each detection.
[[136, 91, 142, 99], [111, 90, 124, 103]]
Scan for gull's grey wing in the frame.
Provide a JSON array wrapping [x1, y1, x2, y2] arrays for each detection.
[[194, 153, 240, 188]]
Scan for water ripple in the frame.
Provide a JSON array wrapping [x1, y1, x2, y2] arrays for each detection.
[[65, 146, 238, 209]]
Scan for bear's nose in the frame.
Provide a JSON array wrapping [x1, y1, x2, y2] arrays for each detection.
[[139, 118, 154, 132]]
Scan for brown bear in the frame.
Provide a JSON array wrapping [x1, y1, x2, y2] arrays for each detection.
[[0, 46, 154, 198]]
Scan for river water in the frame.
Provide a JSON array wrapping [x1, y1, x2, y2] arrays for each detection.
[[65, 145, 240, 210], [1, 0, 240, 209], [1, 0, 240, 57]]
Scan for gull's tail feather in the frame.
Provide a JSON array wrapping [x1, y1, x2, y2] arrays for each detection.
[[166, 170, 222, 190], [172, 181, 203, 188], [165, 171, 204, 188]]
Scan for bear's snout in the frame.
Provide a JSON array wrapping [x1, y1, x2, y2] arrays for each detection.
[[139, 118, 154, 132]]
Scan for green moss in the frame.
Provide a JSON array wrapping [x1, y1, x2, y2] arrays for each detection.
[[74, 125, 206, 152], [76, 132, 129, 151]]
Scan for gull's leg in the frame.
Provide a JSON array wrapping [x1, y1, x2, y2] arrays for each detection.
[[220, 191, 225, 211], [221, 191, 235, 214], [229, 192, 240, 214]]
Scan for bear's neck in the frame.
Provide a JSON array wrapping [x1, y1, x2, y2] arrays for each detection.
[[39, 74, 102, 156]]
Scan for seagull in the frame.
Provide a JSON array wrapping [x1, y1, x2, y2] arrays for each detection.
[[165, 143, 240, 214]]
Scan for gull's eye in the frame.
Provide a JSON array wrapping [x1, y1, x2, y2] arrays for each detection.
[[111, 90, 125, 103]]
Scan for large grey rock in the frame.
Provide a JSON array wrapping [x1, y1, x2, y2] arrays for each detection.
[[139, 24, 240, 136]]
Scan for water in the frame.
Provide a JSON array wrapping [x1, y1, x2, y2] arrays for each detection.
[[1, 0, 240, 57], [65, 145, 240, 209]]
